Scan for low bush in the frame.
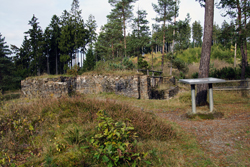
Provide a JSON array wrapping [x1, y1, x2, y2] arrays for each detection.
[[90, 110, 150, 166]]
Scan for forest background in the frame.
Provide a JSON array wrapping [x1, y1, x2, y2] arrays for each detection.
[[0, 0, 250, 93]]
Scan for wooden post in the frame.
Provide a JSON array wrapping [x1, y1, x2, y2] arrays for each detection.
[[247, 78, 250, 95], [152, 72, 155, 87]]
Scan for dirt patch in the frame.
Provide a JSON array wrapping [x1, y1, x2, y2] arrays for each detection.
[[157, 109, 250, 165]]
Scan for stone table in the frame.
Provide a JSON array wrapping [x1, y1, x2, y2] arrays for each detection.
[[179, 78, 226, 113]]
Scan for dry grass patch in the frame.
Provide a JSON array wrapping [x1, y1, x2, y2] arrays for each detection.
[[210, 59, 233, 69], [0, 94, 178, 166]]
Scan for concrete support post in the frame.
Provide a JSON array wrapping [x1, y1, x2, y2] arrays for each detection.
[[247, 78, 250, 95], [209, 83, 213, 112], [191, 84, 196, 114]]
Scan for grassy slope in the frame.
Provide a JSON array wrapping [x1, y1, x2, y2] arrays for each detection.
[[1, 88, 249, 166], [131, 45, 249, 78], [0, 93, 213, 167]]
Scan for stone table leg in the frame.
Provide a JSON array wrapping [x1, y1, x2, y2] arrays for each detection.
[[209, 83, 213, 112], [191, 84, 196, 114]]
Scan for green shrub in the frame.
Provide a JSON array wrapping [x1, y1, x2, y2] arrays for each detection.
[[211, 45, 233, 64], [192, 65, 250, 80], [66, 65, 79, 76], [122, 57, 135, 70], [138, 57, 149, 70], [191, 72, 198, 78], [90, 110, 149, 167], [108, 57, 135, 71]]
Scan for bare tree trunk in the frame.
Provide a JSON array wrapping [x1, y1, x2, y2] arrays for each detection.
[[47, 49, 50, 74], [244, 0, 248, 63], [151, 46, 154, 70], [237, 0, 247, 80], [234, 42, 237, 68], [56, 46, 58, 75], [122, 5, 127, 57], [196, 0, 214, 106], [170, 0, 177, 76], [162, 18, 166, 71]]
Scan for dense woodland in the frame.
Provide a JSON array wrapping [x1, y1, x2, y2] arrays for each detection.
[[0, 0, 250, 93]]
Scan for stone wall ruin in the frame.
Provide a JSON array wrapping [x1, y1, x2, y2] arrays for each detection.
[[21, 75, 179, 100]]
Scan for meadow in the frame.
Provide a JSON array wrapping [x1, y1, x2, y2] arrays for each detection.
[[0, 85, 249, 166]]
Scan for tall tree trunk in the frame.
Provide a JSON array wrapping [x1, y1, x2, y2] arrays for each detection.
[[162, 18, 166, 71], [56, 46, 58, 75], [234, 42, 237, 68], [237, 0, 247, 80], [151, 45, 154, 70], [196, 0, 214, 106], [47, 49, 50, 74], [244, 0, 247, 62], [122, 5, 127, 57], [112, 41, 114, 60], [170, 0, 177, 75]]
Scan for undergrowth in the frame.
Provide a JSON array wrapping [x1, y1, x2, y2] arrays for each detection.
[[0, 95, 177, 166]]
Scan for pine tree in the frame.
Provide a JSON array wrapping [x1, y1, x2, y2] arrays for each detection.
[[109, 0, 138, 57], [13, 36, 32, 78], [219, 0, 249, 80], [175, 14, 191, 50], [132, 9, 150, 67], [212, 23, 221, 45], [59, 10, 75, 71], [83, 48, 95, 71], [152, 0, 177, 71], [25, 15, 44, 76], [192, 21, 203, 47], [0, 33, 20, 94], [86, 14, 98, 48], [196, 0, 214, 106], [48, 15, 61, 74], [218, 21, 235, 49]]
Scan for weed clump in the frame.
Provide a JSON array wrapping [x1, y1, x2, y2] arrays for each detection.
[[90, 110, 150, 166]]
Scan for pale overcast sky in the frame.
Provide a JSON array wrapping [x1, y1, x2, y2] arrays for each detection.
[[0, 0, 231, 48]]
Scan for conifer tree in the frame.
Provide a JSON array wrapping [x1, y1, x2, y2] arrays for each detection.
[[25, 15, 44, 76], [0, 33, 20, 93], [192, 21, 203, 47], [152, 0, 178, 71], [175, 14, 191, 50], [218, 0, 249, 80], [196, 0, 214, 105], [48, 15, 61, 74], [109, 0, 138, 57], [132, 9, 150, 67]]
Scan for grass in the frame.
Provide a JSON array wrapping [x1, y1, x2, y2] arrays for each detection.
[[81, 70, 143, 77], [25, 73, 74, 80], [1, 88, 249, 166], [0, 92, 213, 166]]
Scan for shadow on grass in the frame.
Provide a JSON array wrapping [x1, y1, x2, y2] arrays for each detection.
[[186, 111, 224, 120], [0, 93, 21, 101]]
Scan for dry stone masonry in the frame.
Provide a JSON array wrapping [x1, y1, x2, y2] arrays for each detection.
[[21, 75, 179, 100]]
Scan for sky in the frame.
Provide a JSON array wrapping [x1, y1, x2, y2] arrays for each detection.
[[0, 0, 231, 49]]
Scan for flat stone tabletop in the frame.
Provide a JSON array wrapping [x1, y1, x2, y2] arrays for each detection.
[[179, 78, 226, 85]]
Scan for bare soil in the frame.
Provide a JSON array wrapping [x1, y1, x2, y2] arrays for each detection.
[[157, 107, 250, 166]]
